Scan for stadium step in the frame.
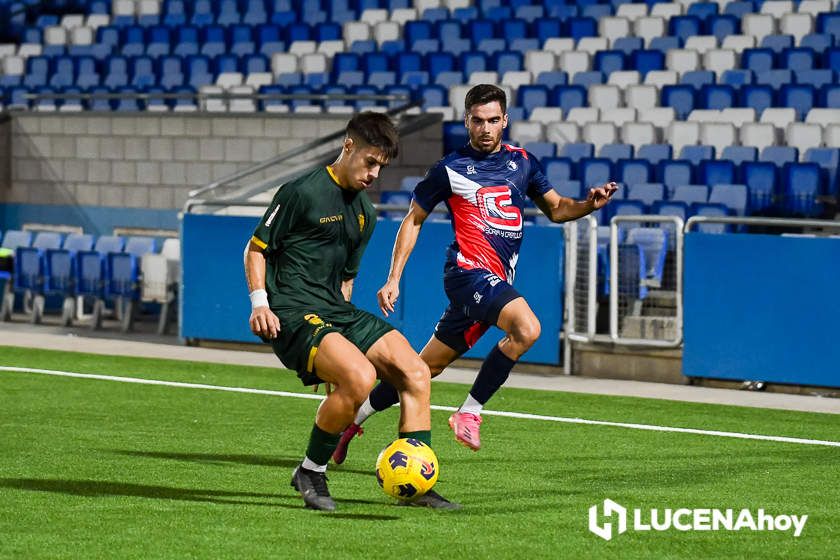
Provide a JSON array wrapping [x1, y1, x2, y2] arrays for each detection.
[[621, 315, 678, 340]]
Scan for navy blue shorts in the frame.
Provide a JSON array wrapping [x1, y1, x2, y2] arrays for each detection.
[[433, 266, 522, 355]]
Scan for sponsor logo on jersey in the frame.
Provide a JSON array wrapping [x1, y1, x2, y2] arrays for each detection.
[[319, 214, 344, 224], [476, 185, 523, 233], [466, 164, 476, 175], [507, 160, 518, 171], [265, 204, 281, 227]]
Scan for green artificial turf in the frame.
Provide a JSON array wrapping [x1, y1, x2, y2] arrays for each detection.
[[0, 346, 837, 559]]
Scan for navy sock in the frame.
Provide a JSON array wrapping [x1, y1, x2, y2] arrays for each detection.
[[469, 345, 517, 405], [369, 381, 400, 411]]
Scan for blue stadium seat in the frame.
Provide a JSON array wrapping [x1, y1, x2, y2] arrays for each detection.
[[709, 184, 748, 216], [443, 121, 469, 154], [613, 37, 643, 56], [804, 148, 840, 197], [164, 0, 188, 27], [782, 163, 821, 216], [674, 181, 711, 208], [755, 70, 793, 90], [535, 71, 568, 89], [477, 38, 506, 56], [779, 84, 815, 120], [13, 232, 63, 320], [760, 146, 798, 168], [572, 71, 605, 88], [405, 20, 433, 44], [722, 69, 753, 88], [742, 48, 775, 74], [781, 47, 816, 71], [661, 85, 695, 120], [669, 16, 702, 43], [186, 55, 214, 89], [561, 143, 595, 164], [660, 160, 695, 196], [599, 144, 633, 163], [43, 233, 95, 325], [594, 50, 625, 76], [680, 146, 714, 166], [692, 203, 732, 233], [698, 159, 736, 187], [159, 56, 184, 89], [801, 33, 832, 54], [742, 161, 777, 213], [723, 1, 752, 18], [500, 19, 529, 42], [816, 13, 840, 42], [681, 71, 715, 91], [492, 51, 523, 74], [535, 18, 563, 44], [721, 146, 757, 167], [637, 144, 673, 167], [459, 51, 488, 76], [700, 84, 736, 110], [230, 24, 256, 57], [202, 26, 228, 58], [799, 70, 834, 91], [552, 85, 587, 117], [568, 17, 598, 41], [650, 36, 680, 52], [627, 182, 664, 206], [524, 141, 557, 162], [544, 158, 574, 184], [626, 227, 668, 289], [130, 56, 156, 89], [510, 38, 540, 54], [708, 15, 739, 42], [257, 24, 284, 57], [554, 180, 582, 199], [518, 85, 549, 116], [581, 158, 613, 188], [617, 159, 652, 187], [761, 34, 794, 55], [686, 1, 718, 21], [630, 49, 665, 77], [740, 85, 774, 116], [174, 26, 201, 57], [653, 200, 689, 221], [121, 25, 146, 58]]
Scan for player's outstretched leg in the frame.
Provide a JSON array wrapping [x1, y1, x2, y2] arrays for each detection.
[[451, 298, 540, 451], [332, 381, 398, 464], [292, 333, 377, 511]]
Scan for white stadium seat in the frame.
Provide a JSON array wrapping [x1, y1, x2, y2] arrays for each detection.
[[360, 8, 389, 24], [666, 49, 700, 74], [721, 108, 757, 126], [643, 70, 679, 89], [529, 107, 563, 124], [760, 108, 797, 130], [582, 122, 618, 150], [299, 53, 327, 74], [343, 21, 371, 45], [390, 8, 418, 24], [650, 3, 682, 18], [625, 85, 658, 110], [703, 49, 737, 77], [685, 36, 718, 55], [742, 14, 776, 41], [543, 38, 575, 55], [805, 109, 840, 125], [760, 0, 795, 18], [373, 21, 400, 45], [700, 122, 738, 154], [525, 50, 556, 76], [545, 122, 580, 144], [779, 13, 813, 43], [639, 107, 676, 131], [824, 124, 840, 147], [797, 0, 831, 16], [501, 70, 532, 91], [666, 121, 701, 154], [616, 3, 648, 21], [559, 51, 591, 76], [721, 35, 756, 53], [599, 16, 631, 38], [288, 40, 317, 55], [577, 37, 609, 56], [510, 121, 544, 144], [271, 53, 298, 76], [688, 109, 722, 122], [567, 107, 600, 127], [589, 85, 622, 110], [316, 40, 345, 57], [608, 70, 641, 88], [621, 121, 657, 147], [601, 108, 637, 127], [787, 122, 823, 153], [634, 16, 666, 45], [740, 122, 777, 150]]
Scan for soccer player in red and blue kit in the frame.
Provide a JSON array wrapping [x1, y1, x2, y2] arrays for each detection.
[[333, 84, 618, 461]]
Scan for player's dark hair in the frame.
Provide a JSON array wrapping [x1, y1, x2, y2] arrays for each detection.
[[464, 84, 507, 115], [346, 112, 399, 160]]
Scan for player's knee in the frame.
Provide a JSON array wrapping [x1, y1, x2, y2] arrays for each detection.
[[401, 357, 431, 395], [344, 362, 377, 404], [513, 318, 541, 348], [427, 361, 447, 377]]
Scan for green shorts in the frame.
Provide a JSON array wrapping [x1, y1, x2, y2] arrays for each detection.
[[270, 306, 394, 386]]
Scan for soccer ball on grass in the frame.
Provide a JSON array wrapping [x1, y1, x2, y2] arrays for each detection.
[[375, 438, 439, 501]]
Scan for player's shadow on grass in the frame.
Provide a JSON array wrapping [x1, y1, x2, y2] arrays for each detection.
[[0, 478, 397, 519], [107, 449, 374, 478]]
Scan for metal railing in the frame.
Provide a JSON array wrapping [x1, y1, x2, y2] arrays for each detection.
[[609, 215, 684, 348]]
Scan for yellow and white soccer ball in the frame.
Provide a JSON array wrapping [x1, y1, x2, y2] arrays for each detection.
[[375, 438, 439, 500]]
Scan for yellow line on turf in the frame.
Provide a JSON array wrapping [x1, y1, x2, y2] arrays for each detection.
[[2, 365, 839, 448]]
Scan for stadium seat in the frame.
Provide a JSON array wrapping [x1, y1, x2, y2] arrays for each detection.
[[783, 162, 822, 216], [673, 184, 709, 207], [742, 161, 778, 213], [805, 147, 840, 196], [709, 184, 748, 216], [600, 144, 634, 163], [581, 158, 613, 188], [638, 144, 673, 167], [627, 182, 664, 206], [12, 232, 63, 323], [626, 227, 668, 289]]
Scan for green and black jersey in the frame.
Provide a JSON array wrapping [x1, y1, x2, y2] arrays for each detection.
[[251, 166, 377, 315]]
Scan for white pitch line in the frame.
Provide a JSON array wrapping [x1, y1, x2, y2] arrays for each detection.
[[2, 365, 839, 449]]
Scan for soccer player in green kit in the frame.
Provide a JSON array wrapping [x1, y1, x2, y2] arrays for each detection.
[[244, 112, 457, 511]]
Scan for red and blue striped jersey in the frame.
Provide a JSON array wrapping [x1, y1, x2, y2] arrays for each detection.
[[413, 143, 552, 283]]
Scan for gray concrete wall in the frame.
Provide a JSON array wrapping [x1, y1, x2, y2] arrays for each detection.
[[0, 113, 441, 209]]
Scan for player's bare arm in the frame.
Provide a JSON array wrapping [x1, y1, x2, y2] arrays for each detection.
[[341, 278, 354, 302], [534, 182, 619, 223], [243, 240, 281, 339], [376, 200, 430, 317]]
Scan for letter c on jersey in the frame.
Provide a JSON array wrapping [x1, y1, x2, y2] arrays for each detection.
[[476, 186, 522, 232]]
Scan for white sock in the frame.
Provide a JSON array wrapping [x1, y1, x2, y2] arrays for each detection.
[[459, 394, 483, 416], [354, 398, 376, 425], [301, 457, 327, 473]]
